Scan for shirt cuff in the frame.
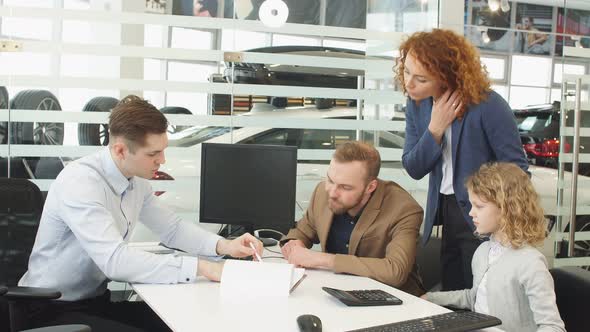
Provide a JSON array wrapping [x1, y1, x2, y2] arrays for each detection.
[[332, 254, 352, 274], [424, 128, 443, 149], [178, 256, 199, 283], [202, 233, 224, 258]]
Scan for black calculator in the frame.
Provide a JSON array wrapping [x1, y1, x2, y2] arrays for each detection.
[[322, 287, 403, 306]]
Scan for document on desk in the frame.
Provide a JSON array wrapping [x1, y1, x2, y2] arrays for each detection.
[[220, 260, 306, 297]]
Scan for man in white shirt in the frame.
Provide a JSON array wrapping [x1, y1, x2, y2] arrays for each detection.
[[19, 95, 263, 331]]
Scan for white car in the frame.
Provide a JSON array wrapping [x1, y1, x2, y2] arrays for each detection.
[[156, 105, 406, 213], [149, 106, 590, 240]]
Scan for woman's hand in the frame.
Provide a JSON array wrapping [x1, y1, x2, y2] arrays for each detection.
[[428, 90, 462, 144]]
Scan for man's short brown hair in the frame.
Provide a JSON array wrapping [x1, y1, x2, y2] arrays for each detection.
[[333, 141, 381, 181], [108, 95, 168, 151]]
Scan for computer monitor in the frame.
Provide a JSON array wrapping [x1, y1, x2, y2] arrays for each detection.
[[199, 143, 297, 242]]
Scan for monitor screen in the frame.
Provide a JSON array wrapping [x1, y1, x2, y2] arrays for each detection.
[[199, 143, 297, 234]]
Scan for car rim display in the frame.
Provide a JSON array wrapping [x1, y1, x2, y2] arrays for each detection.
[[9, 90, 64, 146], [33, 97, 63, 145]]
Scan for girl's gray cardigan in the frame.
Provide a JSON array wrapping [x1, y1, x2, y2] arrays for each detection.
[[425, 242, 565, 332]]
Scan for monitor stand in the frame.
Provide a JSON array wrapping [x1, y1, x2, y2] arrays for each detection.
[[220, 225, 281, 247]]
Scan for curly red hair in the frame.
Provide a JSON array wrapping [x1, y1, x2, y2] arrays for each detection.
[[395, 29, 491, 118]]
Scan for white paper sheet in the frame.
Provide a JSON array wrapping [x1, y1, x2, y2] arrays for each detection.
[[220, 260, 306, 298]]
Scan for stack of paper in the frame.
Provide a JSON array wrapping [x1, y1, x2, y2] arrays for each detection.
[[220, 260, 306, 297]]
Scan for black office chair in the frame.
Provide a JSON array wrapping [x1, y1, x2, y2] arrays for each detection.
[[415, 236, 443, 292], [550, 266, 590, 332], [0, 178, 90, 332]]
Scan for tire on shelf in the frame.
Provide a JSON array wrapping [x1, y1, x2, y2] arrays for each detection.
[[314, 98, 334, 110], [161, 106, 192, 134], [9, 90, 64, 145], [270, 97, 288, 109], [78, 97, 119, 146], [0, 86, 9, 144]]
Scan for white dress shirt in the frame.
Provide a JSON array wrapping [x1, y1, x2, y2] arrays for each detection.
[[474, 237, 508, 314], [19, 147, 222, 301], [440, 126, 454, 194]]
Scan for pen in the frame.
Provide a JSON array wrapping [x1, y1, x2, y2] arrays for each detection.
[[249, 242, 263, 262]]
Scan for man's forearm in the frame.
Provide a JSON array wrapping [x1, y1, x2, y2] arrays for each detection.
[[282, 228, 314, 248], [315, 252, 336, 270]]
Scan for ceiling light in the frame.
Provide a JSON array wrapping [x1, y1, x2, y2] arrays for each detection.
[[482, 31, 491, 44], [259, 0, 289, 28], [500, 0, 510, 12], [478, 27, 491, 44], [488, 0, 500, 12]]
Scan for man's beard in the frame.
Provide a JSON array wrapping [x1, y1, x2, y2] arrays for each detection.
[[328, 193, 364, 215]]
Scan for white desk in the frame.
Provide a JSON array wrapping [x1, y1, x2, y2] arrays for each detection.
[[132, 246, 502, 332], [133, 268, 453, 332]]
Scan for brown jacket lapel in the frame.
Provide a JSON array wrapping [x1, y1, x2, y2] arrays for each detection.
[[348, 182, 385, 254], [317, 204, 334, 252]]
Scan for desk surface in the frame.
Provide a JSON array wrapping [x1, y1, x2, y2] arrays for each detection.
[[132, 247, 501, 332], [132, 248, 457, 332], [134, 268, 454, 332]]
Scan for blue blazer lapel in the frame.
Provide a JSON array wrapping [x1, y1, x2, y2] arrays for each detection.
[[451, 113, 467, 172]]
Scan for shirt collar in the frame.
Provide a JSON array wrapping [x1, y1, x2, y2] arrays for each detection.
[[489, 235, 510, 250], [351, 205, 366, 222], [100, 147, 134, 196], [337, 205, 366, 224]]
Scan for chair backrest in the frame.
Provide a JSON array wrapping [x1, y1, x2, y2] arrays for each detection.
[[416, 236, 442, 292], [550, 266, 590, 332], [0, 178, 44, 286]]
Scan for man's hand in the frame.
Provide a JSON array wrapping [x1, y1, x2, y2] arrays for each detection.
[[197, 260, 224, 282], [287, 246, 335, 270], [281, 239, 306, 260], [428, 90, 462, 144], [216, 233, 263, 260]]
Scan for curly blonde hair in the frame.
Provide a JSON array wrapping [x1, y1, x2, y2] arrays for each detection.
[[466, 163, 546, 248], [394, 29, 491, 118]]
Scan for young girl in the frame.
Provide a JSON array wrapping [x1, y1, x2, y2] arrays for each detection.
[[423, 162, 565, 332]]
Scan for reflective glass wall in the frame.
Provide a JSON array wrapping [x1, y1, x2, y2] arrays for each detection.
[[0, 0, 439, 241], [461, 0, 590, 268]]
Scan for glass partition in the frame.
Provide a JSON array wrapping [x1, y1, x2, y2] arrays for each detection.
[[0, 0, 440, 243], [463, 0, 590, 268]]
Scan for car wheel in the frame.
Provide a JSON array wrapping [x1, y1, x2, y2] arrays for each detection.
[[0, 86, 9, 144], [315, 98, 334, 110], [9, 90, 64, 145], [579, 165, 590, 177], [270, 97, 288, 108], [559, 216, 590, 270], [78, 97, 119, 146], [160, 106, 192, 134]]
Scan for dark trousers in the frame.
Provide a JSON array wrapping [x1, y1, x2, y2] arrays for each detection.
[[439, 194, 483, 291], [29, 290, 171, 332]]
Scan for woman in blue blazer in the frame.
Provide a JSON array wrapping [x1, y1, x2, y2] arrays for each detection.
[[396, 29, 529, 291]]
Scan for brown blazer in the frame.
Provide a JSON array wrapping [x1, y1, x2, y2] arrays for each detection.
[[282, 179, 425, 296]]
